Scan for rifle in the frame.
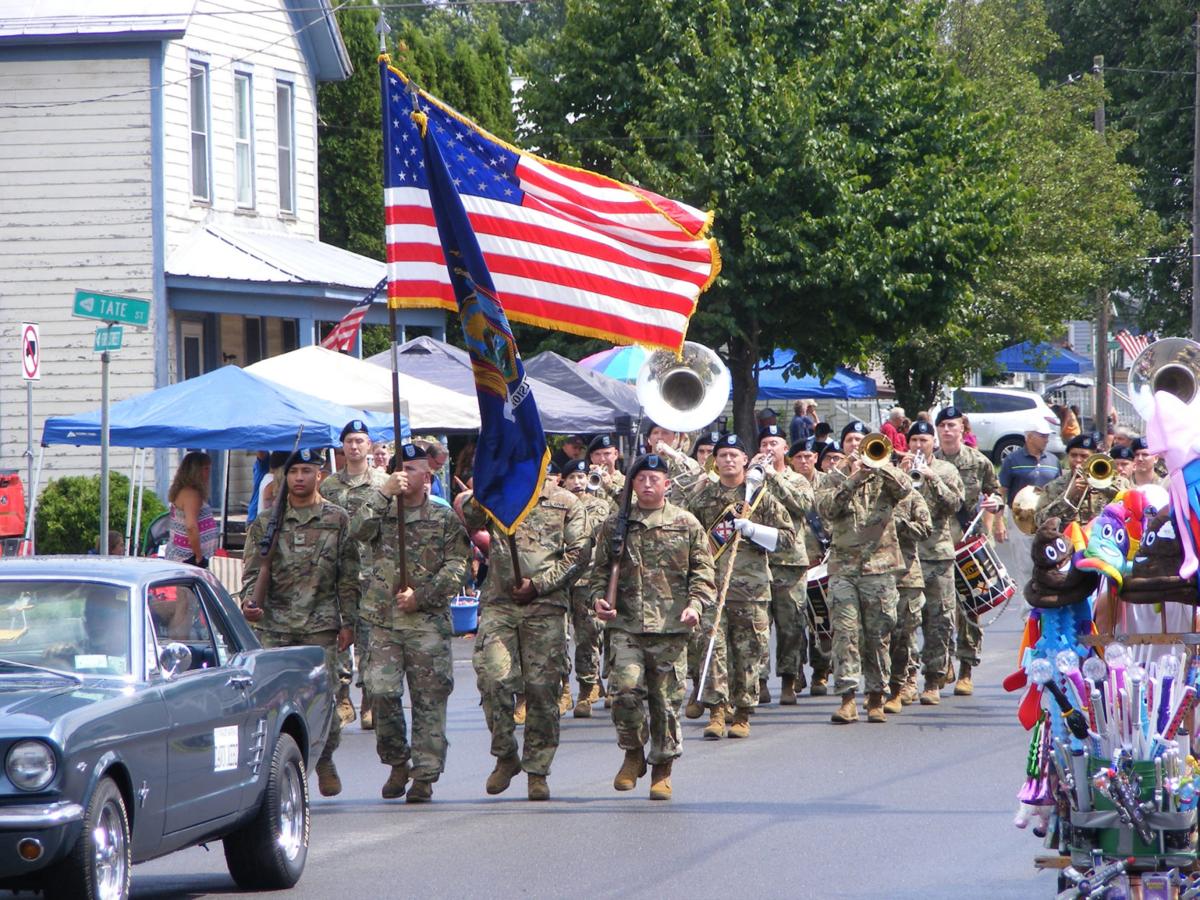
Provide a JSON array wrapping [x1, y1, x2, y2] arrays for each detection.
[[598, 410, 643, 617], [243, 425, 304, 622]]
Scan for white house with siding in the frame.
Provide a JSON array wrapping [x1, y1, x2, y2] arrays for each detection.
[[0, 0, 444, 509]]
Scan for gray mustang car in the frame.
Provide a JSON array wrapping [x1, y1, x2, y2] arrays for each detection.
[[0, 556, 333, 899]]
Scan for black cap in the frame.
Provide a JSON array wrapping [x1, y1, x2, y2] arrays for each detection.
[[1131, 436, 1149, 453], [758, 424, 785, 444], [627, 453, 669, 480], [757, 407, 779, 419], [588, 434, 617, 455], [715, 433, 748, 456], [284, 447, 325, 473], [1066, 433, 1100, 452], [340, 419, 369, 441], [841, 421, 868, 441], [1110, 445, 1134, 461], [908, 420, 935, 439], [935, 406, 963, 425], [817, 441, 843, 467], [562, 458, 588, 476], [564, 434, 587, 446]]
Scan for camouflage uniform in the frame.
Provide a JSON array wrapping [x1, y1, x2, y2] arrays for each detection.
[[242, 500, 358, 765], [913, 459, 966, 683], [798, 470, 833, 672], [936, 445, 1000, 670], [1035, 471, 1130, 528], [589, 502, 716, 763], [568, 490, 613, 695], [890, 490, 931, 689], [467, 483, 590, 776], [350, 490, 470, 782], [684, 479, 795, 709], [761, 467, 813, 682], [815, 464, 912, 695], [321, 467, 388, 692]]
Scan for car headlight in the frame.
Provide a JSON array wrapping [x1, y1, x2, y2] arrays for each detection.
[[6, 741, 56, 792]]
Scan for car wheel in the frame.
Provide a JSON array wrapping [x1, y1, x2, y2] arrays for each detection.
[[993, 437, 1023, 464], [223, 733, 308, 890], [44, 776, 131, 900]]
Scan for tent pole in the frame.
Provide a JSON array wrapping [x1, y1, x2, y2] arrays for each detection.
[[133, 449, 147, 557], [219, 448, 230, 553], [124, 447, 138, 555], [23, 444, 45, 553]]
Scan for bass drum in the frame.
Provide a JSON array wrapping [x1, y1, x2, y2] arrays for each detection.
[[954, 535, 1016, 616], [805, 561, 833, 652]]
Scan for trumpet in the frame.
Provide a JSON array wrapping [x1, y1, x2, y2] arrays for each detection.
[[909, 450, 928, 486], [860, 432, 893, 469], [1082, 452, 1115, 490], [586, 466, 605, 492]]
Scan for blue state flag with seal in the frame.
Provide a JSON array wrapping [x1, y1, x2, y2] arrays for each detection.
[[411, 107, 548, 534]]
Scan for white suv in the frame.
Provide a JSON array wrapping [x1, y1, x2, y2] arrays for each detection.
[[948, 387, 1065, 463]]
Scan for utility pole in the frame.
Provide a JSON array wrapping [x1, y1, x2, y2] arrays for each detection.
[[1092, 55, 1111, 438], [1192, 13, 1200, 340]]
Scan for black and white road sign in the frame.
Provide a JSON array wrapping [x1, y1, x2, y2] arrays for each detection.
[[21, 323, 40, 381]]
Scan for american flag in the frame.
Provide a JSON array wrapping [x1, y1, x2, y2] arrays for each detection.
[[382, 65, 720, 352], [320, 278, 386, 352], [1115, 329, 1152, 362]]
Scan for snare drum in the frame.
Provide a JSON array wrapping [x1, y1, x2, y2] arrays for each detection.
[[953, 535, 1016, 616], [805, 562, 833, 650]]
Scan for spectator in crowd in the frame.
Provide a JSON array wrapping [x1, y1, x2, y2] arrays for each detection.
[[1056, 404, 1082, 442], [246, 451, 270, 523], [790, 400, 816, 444], [371, 442, 391, 469], [962, 415, 979, 448], [881, 407, 908, 453], [756, 407, 779, 430], [551, 434, 588, 470], [166, 451, 219, 567], [416, 438, 450, 498]]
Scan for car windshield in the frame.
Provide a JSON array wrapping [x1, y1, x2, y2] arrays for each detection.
[[0, 580, 132, 677]]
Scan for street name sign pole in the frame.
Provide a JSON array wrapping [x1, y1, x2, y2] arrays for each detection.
[[20, 322, 40, 523]]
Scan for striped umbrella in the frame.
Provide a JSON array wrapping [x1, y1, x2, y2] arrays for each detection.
[[578, 345, 649, 383]]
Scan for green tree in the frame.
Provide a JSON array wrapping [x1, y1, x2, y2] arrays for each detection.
[[521, 0, 1012, 436], [35, 472, 166, 555]]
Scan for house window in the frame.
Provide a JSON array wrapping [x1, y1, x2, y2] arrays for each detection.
[[276, 81, 295, 214], [244, 317, 266, 365], [189, 62, 211, 201], [234, 72, 255, 208], [281, 319, 299, 352]]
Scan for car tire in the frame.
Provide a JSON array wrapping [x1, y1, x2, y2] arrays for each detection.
[[993, 437, 1023, 464], [223, 733, 308, 890], [44, 775, 131, 900]]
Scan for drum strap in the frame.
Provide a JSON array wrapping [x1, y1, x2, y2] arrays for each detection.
[[805, 509, 830, 551]]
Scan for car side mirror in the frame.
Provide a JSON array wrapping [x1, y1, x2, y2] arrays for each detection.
[[159, 642, 193, 679]]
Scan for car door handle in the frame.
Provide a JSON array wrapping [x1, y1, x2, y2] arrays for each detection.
[[226, 674, 253, 690]]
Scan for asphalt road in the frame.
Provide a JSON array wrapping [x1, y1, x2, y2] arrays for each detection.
[[123, 531, 1054, 899]]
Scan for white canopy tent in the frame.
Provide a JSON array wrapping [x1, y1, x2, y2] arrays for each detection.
[[245, 345, 481, 432]]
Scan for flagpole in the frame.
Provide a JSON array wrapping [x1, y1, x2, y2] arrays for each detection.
[[378, 16, 408, 592]]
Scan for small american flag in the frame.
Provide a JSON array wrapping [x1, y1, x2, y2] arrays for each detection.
[[1115, 329, 1152, 362], [320, 278, 386, 352]]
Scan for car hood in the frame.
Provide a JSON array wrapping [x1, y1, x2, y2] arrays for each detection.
[[0, 678, 130, 734]]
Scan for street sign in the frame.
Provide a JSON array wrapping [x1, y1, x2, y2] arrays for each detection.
[[73, 289, 150, 329], [20, 323, 39, 381], [93, 326, 123, 352]]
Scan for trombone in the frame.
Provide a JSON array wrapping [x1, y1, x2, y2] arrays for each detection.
[[833, 432, 892, 478], [1063, 452, 1115, 513]]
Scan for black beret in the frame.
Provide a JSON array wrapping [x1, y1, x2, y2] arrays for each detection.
[[908, 420, 935, 439], [817, 441, 843, 466], [935, 406, 963, 425], [788, 439, 816, 457], [841, 421, 868, 441], [547, 460, 562, 475], [1110, 445, 1134, 461], [758, 424, 785, 444], [562, 458, 588, 476], [284, 447, 325, 472], [1131, 436, 1149, 453], [644, 419, 679, 435], [588, 434, 617, 455], [715, 433, 748, 456], [1066, 433, 1099, 452], [627, 453, 669, 480], [399, 442, 429, 461], [692, 431, 719, 459], [340, 419, 370, 441]]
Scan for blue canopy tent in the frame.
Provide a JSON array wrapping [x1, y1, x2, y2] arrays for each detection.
[[995, 341, 1094, 375], [755, 350, 877, 399]]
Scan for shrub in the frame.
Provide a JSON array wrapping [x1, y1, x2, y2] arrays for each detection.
[[35, 471, 167, 555]]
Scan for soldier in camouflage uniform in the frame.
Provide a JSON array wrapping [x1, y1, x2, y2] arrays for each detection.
[[560, 458, 614, 717], [754, 425, 813, 705], [466, 475, 590, 801], [934, 406, 1003, 697], [902, 421, 966, 705], [816, 436, 913, 724], [321, 419, 388, 730], [349, 443, 470, 802], [790, 438, 834, 695], [1035, 432, 1129, 528], [591, 454, 716, 800], [684, 434, 795, 740], [589, 433, 626, 505], [883, 485, 930, 714], [240, 448, 358, 797]]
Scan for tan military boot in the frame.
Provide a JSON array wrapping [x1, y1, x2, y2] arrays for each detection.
[[558, 681, 573, 716], [315, 759, 342, 797], [866, 691, 887, 723], [899, 673, 919, 706], [883, 684, 904, 715], [381, 763, 410, 799], [919, 677, 943, 705], [513, 694, 527, 725], [406, 780, 433, 803], [758, 678, 772, 705], [702, 704, 727, 740], [728, 707, 752, 739], [527, 774, 550, 801], [485, 755, 522, 795], [954, 664, 974, 696], [810, 672, 829, 697], [830, 691, 858, 724], [684, 696, 705, 719], [780, 674, 798, 706], [649, 762, 673, 801], [613, 748, 647, 791], [335, 685, 356, 727], [360, 693, 374, 731]]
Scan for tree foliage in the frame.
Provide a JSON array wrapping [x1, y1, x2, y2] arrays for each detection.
[[35, 472, 166, 555]]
